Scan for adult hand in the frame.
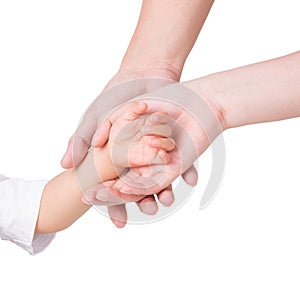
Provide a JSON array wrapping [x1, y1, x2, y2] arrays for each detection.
[[60, 0, 216, 226], [61, 70, 198, 227], [61, 69, 177, 168], [109, 83, 224, 196]]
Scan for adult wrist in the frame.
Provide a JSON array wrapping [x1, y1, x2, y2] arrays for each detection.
[[119, 60, 182, 82], [137, 82, 224, 160], [182, 76, 228, 132]]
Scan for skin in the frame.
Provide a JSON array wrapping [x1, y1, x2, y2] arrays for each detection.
[[61, 0, 215, 225], [119, 0, 215, 79], [35, 103, 174, 233], [61, 1, 299, 225], [110, 51, 300, 195], [37, 49, 300, 232], [189, 51, 300, 129]]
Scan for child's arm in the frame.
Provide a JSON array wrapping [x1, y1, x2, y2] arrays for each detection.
[[35, 147, 115, 234], [35, 103, 174, 234]]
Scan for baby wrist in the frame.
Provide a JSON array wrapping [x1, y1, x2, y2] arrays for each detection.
[[75, 146, 118, 193]]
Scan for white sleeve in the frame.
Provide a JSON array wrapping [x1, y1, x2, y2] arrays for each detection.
[[0, 175, 55, 255]]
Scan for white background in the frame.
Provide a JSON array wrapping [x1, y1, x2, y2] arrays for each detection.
[[0, 0, 299, 299]]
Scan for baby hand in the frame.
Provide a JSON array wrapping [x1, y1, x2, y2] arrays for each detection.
[[80, 102, 176, 228], [101, 101, 175, 172]]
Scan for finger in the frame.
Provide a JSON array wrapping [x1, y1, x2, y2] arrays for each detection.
[[82, 194, 120, 206], [122, 102, 148, 121], [96, 184, 143, 203], [132, 101, 148, 115], [182, 164, 198, 186], [150, 150, 171, 165], [136, 195, 158, 215], [81, 182, 121, 206], [108, 205, 127, 228], [112, 178, 146, 195], [61, 135, 75, 168], [112, 168, 165, 195], [61, 135, 90, 169], [142, 124, 172, 137], [81, 180, 144, 206], [147, 137, 176, 152], [82, 189, 120, 206], [157, 185, 175, 207], [93, 118, 112, 147], [147, 111, 170, 125]]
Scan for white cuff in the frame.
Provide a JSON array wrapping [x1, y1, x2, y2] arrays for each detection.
[[0, 176, 55, 255]]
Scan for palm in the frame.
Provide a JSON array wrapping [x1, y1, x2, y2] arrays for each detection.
[[144, 99, 210, 155], [107, 110, 169, 168], [62, 71, 200, 227], [112, 98, 211, 195]]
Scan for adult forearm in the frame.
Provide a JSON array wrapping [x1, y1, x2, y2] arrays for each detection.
[[120, 0, 214, 79], [185, 51, 300, 129]]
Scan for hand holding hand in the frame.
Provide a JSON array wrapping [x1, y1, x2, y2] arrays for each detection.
[[110, 83, 224, 196], [101, 102, 174, 170], [80, 101, 176, 227], [62, 73, 199, 227]]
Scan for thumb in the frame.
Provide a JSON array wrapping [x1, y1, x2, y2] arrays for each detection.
[[61, 135, 75, 169], [61, 134, 90, 168], [93, 118, 112, 147]]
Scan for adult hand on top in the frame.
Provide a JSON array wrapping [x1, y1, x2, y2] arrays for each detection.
[[107, 83, 224, 197], [60, 70, 199, 227]]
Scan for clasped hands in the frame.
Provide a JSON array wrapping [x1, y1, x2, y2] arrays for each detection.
[[62, 79, 219, 228]]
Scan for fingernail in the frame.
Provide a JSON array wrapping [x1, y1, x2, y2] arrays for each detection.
[[153, 154, 167, 164], [149, 114, 158, 123], [152, 156, 163, 164], [81, 195, 92, 205], [113, 182, 122, 190], [138, 102, 145, 108], [96, 190, 109, 201], [143, 206, 158, 215], [113, 221, 126, 228], [120, 187, 132, 194]]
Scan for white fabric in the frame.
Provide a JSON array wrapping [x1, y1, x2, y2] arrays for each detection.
[[0, 175, 55, 255]]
